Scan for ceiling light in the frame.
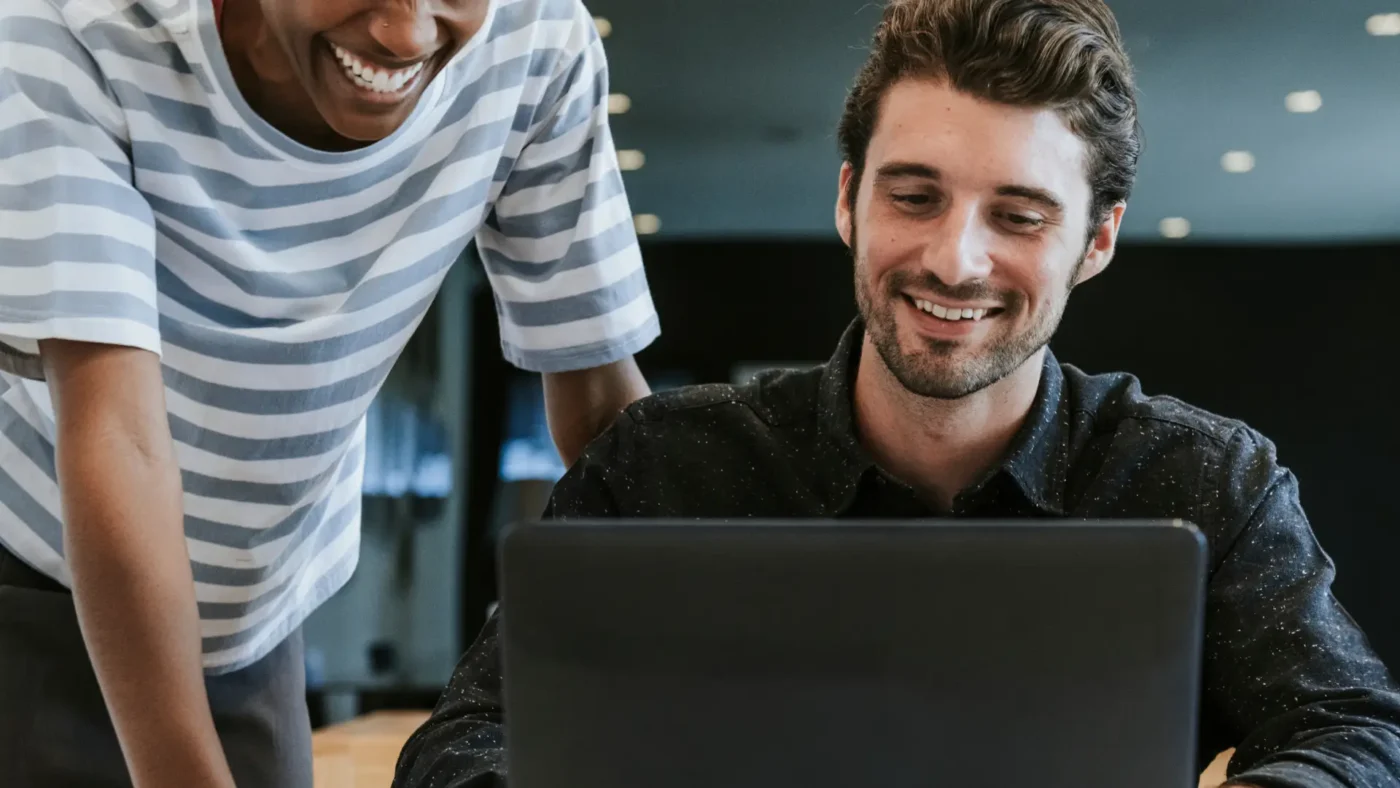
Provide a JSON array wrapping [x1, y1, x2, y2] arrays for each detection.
[[1285, 90, 1323, 113], [1366, 13, 1400, 35], [633, 214, 662, 235], [1159, 217, 1191, 239], [1221, 151, 1255, 173], [616, 150, 646, 171], [607, 94, 631, 115], [594, 17, 612, 38]]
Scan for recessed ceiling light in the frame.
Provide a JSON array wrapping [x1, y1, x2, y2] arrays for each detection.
[[594, 17, 613, 38], [607, 94, 631, 115], [1285, 90, 1323, 113], [1366, 12, 1400, 35], [616, 150, 646, 171], [1221, 151, 1255, 173], [634, 214, 662, 235], [1159, 217, 1191, 239]]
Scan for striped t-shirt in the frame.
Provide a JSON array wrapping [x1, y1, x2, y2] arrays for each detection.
[[0, 0, 659, 673]]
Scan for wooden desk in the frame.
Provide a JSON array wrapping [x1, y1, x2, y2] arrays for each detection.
[[313, 711, 429, 788], [312, 711, 1234, 787]]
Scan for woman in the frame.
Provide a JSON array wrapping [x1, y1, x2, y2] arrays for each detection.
[[0, 1, 658, 785]]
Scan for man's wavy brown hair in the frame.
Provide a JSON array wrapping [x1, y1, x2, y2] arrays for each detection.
[[838, 0, 1141, 231]]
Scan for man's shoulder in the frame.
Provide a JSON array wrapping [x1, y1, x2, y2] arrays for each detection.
[[1058, 362, 1288, 525], [620, 365, 825, 430], [1060, 362, 1256, 449], [555, 366, 828, 516], [587, 365, 825, 471]]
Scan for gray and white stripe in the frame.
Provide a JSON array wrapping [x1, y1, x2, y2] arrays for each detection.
[[0, 0, 658, 672]]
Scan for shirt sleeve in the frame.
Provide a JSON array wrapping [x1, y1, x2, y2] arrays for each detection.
[[1202, 429, 1400, 788], [0, 2, 160, 380], [392, 610, 507, 788], [474, 3, 659, 374]]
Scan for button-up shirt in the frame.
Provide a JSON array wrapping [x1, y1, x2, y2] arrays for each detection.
[[394, 319, 1400, 788]]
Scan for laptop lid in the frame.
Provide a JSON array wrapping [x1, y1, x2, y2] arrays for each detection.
[[499, 519, 1207, 788]]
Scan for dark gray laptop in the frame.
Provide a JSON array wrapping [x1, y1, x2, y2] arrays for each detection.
[[498, 519, 1207, 788]]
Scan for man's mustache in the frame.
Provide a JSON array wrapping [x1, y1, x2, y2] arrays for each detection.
[[885, 270, 1016, 308]]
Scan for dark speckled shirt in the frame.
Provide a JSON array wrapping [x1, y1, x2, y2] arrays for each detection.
[[394, 319, 1400, 788]]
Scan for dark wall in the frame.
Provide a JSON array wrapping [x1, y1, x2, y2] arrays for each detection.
[[630, 240, 1400, 667]]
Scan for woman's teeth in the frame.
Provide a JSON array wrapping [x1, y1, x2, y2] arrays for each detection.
[[914, 298, 988, 322], [330, 43, 425, 94]]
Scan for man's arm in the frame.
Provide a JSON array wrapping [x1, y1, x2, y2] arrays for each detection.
[[42, 341, 236, 788], [393, 435, 621, 787], [543, 355, 649, 465], [1203, 429, 1400, 788], [391, 613, 507, 788]]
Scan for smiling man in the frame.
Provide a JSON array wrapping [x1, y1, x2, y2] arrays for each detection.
[[0, 0, 657, 786], [393, 1, 1400, 786]]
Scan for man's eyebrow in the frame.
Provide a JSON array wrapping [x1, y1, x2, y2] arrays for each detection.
[[996, 184, 1065, 213], [872, 164, 1067, 213], [873, 162, 941, 181]]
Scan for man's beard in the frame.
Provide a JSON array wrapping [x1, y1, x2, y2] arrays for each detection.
[[851, 231, 1083, 400]]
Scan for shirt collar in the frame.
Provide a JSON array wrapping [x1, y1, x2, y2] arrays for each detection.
[[815, 317, 1068, 516], [993, 353, 1069, 515]]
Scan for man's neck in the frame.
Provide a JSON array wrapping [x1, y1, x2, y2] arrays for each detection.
[[852, 335, 1045, 510]]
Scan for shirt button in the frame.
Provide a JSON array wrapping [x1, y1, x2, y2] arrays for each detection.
[[169, 18, 189, 36]]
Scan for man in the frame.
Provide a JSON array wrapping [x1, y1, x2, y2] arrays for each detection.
[[0, 0, 657, 786], [393, 0, 1400, 786]]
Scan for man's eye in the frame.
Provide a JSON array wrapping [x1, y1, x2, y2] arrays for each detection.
[[891, 193, 932, 206], [1002, 213, 1045, 228]]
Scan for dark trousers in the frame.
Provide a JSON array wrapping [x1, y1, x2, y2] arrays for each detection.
[[0, 544, 314, 787]]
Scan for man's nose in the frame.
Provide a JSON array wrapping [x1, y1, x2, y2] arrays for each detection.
[[920, 202, 994, 286]]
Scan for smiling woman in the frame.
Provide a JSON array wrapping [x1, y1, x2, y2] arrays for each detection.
[[0, 0, 659, 786], [219, 0, 493, 148]]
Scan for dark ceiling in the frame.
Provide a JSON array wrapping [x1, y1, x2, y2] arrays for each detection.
[[590, 0, 1400, 242]]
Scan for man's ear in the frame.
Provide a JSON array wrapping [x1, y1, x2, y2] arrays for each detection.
[[1076, 202, 1126, 285], [836, 162, 856, 248]]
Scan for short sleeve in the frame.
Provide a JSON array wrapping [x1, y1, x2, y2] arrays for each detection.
[[0, 1, 160, 380], [475, 3, 659, 373]]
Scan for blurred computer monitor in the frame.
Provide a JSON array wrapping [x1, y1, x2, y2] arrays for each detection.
[[498, 372, 696, 484]]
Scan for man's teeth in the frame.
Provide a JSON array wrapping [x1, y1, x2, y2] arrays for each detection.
[[331, 43, 425, 94], [913, 299, 988, 322]]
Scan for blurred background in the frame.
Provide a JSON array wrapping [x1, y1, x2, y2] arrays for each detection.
[[302, 0, 1400, 724]]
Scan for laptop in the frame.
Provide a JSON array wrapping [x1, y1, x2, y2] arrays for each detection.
[[497, 519, 1208, 788]]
